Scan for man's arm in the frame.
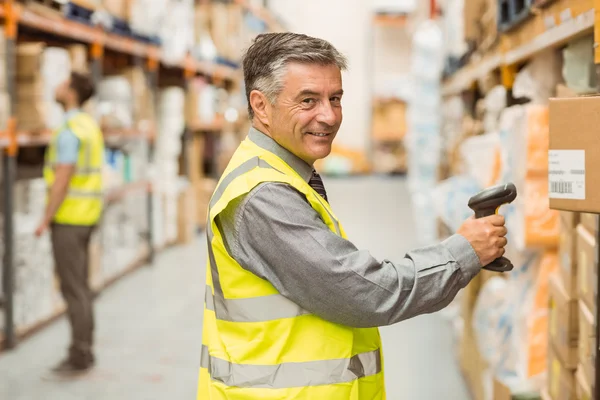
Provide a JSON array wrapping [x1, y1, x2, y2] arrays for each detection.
[[42, 164, 76, 224], [218, 182, 482, 328], [35, 130, 79, 236]]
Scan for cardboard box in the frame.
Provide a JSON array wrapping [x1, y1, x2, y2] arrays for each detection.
[[560, 211, 580, 231], [371, 100, 406, 141], [549, 273, 579, 369], [102, 0, 129, 20], [580, 213, 599, 236], [16, 43, 44, 79], [578, 300, 595, 387], [575, 366, 592, 400], [577, 224, 597, 313], [559, 212, 579, 297], [177, 185, 196, 245], [547, 343, 575, 400], [459, 325, 488, 400], [68, 44, 89, 74], [549, 96, 600, 213]]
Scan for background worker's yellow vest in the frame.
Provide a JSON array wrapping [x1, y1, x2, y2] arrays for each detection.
[[43, 112, 104, 226], [198, 137, 385, 400]]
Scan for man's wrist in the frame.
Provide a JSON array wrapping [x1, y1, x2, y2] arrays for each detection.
[[442, 234, 482, 284]]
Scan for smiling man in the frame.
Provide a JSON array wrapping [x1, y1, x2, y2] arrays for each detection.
[[198, 33, 508, 399]]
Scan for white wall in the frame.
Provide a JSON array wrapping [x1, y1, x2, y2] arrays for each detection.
[[269, 0, 373, 150], [268, 0, 431, 151]]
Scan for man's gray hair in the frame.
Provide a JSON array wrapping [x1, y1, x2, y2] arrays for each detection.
[[242, 33, 348, 119]]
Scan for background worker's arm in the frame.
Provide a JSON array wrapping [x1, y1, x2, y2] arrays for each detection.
[[218, 183, 498, 328], [36, 130, 79, 236]]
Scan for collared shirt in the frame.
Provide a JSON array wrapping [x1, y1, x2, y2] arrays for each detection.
[[215, 127, 482, 328], [55, 109, 82, 165]]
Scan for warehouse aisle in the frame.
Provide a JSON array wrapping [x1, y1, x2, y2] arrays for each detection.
[[0, 176, 470, 400]]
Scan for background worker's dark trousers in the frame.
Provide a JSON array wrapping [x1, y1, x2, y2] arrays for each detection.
[[50, 223, 95, 367]]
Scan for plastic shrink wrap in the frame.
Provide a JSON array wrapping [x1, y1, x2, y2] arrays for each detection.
[[473, 252, 557, 393], [497, 105, 559, 251], [160, 0, 195, 65], [406, 20, 444, 246]]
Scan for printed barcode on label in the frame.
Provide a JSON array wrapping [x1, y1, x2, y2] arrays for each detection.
[[551, 181, 573, 194]]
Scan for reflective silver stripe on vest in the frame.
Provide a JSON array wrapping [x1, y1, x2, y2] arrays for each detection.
[[210, 157, 282, 210], [200, 345, 382, 389], [68, 189, 103, 199], [204, 285, 309, 322]]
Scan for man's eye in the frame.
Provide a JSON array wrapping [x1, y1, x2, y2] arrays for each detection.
[[331, 96, 342, 103], [302, 98, 316, 104]]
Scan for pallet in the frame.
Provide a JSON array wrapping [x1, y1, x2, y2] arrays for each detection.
[[498, 0, 534, 32]]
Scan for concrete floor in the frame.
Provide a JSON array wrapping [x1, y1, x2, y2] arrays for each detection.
[[0, 176, 471, 400]]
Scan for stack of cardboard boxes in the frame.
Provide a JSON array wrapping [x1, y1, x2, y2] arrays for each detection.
[[548, 95, 600, 399], [547, 212, 597, 399], [0, 31, 8, 131], [16, 43, 48, 132]]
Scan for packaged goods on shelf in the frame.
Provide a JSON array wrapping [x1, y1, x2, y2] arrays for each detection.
[[0, 180, 63, 336], [185, 77, 218, 126], [510, 178, 559, 251], [547, 343, 575, 400], [578, 300, 595, 386], [177, 184, 196, 244], [575, 366, 592, 400], [440, 0, 467, 60], [432, 175, 481, 232], [459, 132, 501, 188], [576, 224, 596, 314], [497, 104, 558, 251], [102, 0, 129, 20], [129, 0, 169, 37], [512, 50, 562, 105], [16, 44, 71, 131], [159, 0, 194, 65], [371, 100, 406, 142], [193, 3, 218, 63], [97, 76, 133, 129], [549, 96, 600, 213], [68, 45, 89, 74], [473, 251, 556, 392], [463, 0, 497, 53], [406, 20, 444, 218], [209, 2, 244, 63], [195, 178, 217, 230], [559, 212, 580, 298], [562, 35, 596, 94], [123, 67, 155, 130], [548, 273, 579, 370], [580, 213, 598, 236]]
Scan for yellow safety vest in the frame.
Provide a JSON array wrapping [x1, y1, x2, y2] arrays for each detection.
[[43, 112, 104, 226], [198, 137, 385, 399]]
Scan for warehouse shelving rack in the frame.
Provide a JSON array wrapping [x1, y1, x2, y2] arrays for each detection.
[[442, 0, 600, 397], [0, 0, 255, 351]]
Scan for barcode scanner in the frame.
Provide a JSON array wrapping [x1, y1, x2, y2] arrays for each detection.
[[467, 183, 518, 273]]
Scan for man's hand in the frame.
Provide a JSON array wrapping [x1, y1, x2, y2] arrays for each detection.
[[457, 215, 507, 266], [35, 219, 49, 237]]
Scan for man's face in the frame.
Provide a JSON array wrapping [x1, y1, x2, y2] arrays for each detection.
[[269, 63, 343, 165]]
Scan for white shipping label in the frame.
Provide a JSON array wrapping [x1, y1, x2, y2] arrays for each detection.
[[549, 150, 585, 200]]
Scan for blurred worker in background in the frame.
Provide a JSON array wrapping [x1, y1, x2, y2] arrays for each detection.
[[198, 33, 507, 399], [35, 72, 104, 375]]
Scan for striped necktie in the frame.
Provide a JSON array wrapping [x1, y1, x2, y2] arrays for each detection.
[[309, 169, 328, 202]]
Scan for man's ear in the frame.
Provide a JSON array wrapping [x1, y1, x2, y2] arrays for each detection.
[[249, 90, 271, 126]]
